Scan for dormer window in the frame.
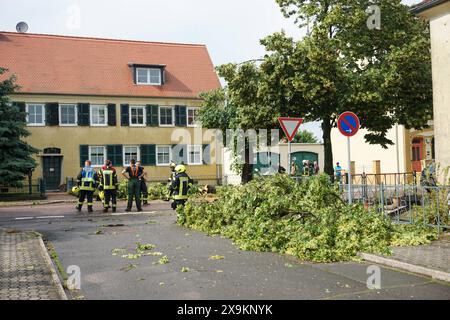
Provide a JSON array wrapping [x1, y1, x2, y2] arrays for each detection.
[[130, 63, 166, 86], [136, 67, 161, 85]]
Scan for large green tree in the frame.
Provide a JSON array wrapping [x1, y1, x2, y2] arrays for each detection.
[[291, 130, 320, 143], [267, 0, 433, 175], [200, 0, 432, 180], [0, 67, 38, 187]]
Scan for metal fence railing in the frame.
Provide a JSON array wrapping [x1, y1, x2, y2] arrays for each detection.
[[0, 178, 46, 200], [341, 183, 450, 233]]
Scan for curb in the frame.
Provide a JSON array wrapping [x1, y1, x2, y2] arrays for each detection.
[[359, 252, 450, 283], [36, 236, 68, 300], [0, 200, 77, 208]]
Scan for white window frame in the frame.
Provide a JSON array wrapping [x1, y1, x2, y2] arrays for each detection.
[[187, 107, 200, 127], [129, 105, 146, 127], [26, 103, 45, 126], [156, 145, 172, 166], [158, 106, 175, 127], [123, 145, 141, 166], [58, 104, 77, 126], [89, 146, 106, 167], [187, 145, 203, 165], [135, 67, 162, 85], [90, 105, 108, 127]]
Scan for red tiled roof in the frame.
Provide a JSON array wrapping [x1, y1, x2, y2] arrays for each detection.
[[0, 32, 221, 99]]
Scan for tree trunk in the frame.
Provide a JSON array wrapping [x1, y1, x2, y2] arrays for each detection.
[[322, 118, 334, 179], [241, 137, 253, 184]]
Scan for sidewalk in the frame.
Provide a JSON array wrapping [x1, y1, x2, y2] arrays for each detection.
[[0, 229, 67, 300], [361, 234, 450, 283], [0, 192, 77, 208]]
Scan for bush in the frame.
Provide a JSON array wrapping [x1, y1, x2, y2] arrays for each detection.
[[178, 174, 437, 262]]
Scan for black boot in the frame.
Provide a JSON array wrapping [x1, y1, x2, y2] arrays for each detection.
[[103, 208, 108, 213], [88, 206, 93, 213], [76, 205, 82, 212], [112, 207, 116, 213]]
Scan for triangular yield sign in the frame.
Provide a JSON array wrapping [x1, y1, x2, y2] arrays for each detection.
[[278, 117, 303, 142]]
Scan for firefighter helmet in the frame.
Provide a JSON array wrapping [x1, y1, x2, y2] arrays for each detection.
[[175, 164, 186, 173], [71, 186, 80, 193]]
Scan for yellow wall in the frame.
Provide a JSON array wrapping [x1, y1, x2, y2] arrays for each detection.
[[419, 2, 450, 180], [11, 94, 219, 183]]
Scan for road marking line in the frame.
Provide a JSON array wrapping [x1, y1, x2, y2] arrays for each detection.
[[110, 212, 142, 216], [15, 217, 35, 220], [36, 215, 65, 219]]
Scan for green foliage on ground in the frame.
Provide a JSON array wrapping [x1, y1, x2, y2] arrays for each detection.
[[178, 174, 437, 262]]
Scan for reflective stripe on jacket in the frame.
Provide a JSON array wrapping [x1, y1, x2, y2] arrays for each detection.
[[100, 169, 117, 190]]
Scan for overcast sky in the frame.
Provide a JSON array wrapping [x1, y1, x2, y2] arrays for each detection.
[[0, 0, 420, 140]]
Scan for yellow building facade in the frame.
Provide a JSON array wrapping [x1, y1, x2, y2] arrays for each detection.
[[0, 32, 222, 190]]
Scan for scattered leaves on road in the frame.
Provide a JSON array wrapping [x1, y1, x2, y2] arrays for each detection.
[[120, 264, 137, 272], [181, 267, 190, 272], [155, 255, 169, 265], [136, 242, 156, 252], [122, 253, 141, 259], [111, 248, 127, 256], [209, 255, 225, 260]]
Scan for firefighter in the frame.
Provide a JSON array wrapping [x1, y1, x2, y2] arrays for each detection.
[[136, 160, 149, 206], [98, 160, 118, 213], [167, 162, 177, 200], [170, 164, 193, 210], [76, 160, 99, 213], [121, 159, 143, 212]]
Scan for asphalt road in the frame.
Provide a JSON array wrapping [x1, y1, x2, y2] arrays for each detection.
[[1, 201, 449, 300]]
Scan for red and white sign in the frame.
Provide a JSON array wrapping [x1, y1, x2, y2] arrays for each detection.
[[278, 117, 303, 142]]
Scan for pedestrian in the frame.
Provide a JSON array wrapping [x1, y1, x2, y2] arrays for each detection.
[[335, 162, 342, 183], [76, 160, 99, 213], [136, 160, 149, 206], [98, 160, 118, 213], [302, 160, 310, 176], [313, 161, 319, 175], [170, 164, 193, 210], [290, 161, 298, 176], [121, 159, 143, 212]]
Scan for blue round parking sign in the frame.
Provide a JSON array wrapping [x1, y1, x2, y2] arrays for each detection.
[[337, 112, 360, 137]]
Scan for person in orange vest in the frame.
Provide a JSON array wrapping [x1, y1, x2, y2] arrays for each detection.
[[121, 159, 143, 212], [136, 160, 149, 206]]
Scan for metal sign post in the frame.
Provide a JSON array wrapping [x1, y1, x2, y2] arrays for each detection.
[[337, 112, 360, 205], [288, 141, 292, 175], [347, 136, 352, 204]]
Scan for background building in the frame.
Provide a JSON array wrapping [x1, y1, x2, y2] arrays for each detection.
[[0, 31, 221, 190], [412, 0, 450, 179]]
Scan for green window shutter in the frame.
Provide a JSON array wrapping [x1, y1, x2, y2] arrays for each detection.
[[140, 144, 156, 166], [202, 144, 211, 164], [146, 104, 159, 126], [172, 144, 187, 164], [106, 145, 123, 167], [77, 103, 90, 126], [80, 145, 89, 167], [175, 105, 187, 126], [12, 102, 26, 122], [107, 104, 116, 126], [120, 104, 129, 126], [45, 102, 59, 126]]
